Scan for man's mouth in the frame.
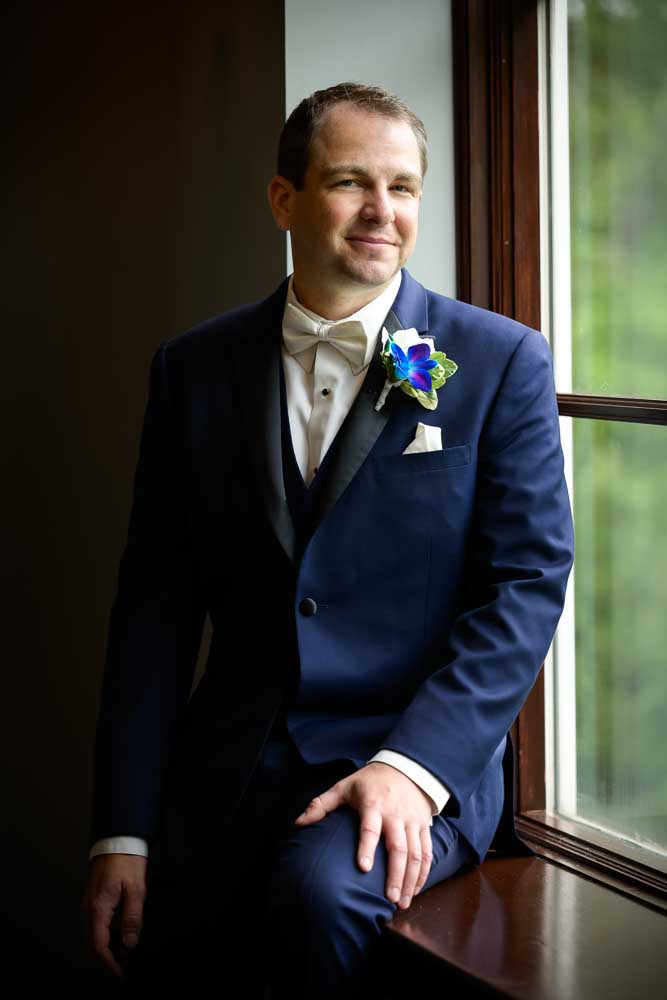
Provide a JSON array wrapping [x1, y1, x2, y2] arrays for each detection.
[[346, 236, 395, 246]]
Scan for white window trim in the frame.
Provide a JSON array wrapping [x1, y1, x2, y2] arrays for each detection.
[[539, 0, 577, 818]]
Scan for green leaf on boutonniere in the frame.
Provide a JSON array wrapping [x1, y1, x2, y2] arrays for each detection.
[[429, 353, 459, 390], [400, 384, 439, 410]]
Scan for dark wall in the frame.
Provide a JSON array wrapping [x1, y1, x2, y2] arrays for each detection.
[[1, 1, 285, 979]]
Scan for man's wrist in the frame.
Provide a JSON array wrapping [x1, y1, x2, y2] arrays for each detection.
[[367, 749, 451, 816], [88, 836, 149, 860]]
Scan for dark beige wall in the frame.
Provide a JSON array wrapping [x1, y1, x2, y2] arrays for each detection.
[[2, 1, 285, 979]]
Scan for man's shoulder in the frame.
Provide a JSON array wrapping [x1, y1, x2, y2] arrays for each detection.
[[425, 283, 544, 345], [163, 294, 274, 360], [159, 278, 288, 369], [419, 280, 551, 372]]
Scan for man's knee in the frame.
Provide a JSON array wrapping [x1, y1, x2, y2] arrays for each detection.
[[265, 805, 395, 931]]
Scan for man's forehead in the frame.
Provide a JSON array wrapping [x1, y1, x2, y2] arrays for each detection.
[[308, 104, 422, 171], [314, 102, 406, 141]]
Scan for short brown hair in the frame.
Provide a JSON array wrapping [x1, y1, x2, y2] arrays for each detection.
[[277, 82, 428, 190]]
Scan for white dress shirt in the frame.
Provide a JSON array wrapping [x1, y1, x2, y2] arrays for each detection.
[[89, 273, 450, 860]]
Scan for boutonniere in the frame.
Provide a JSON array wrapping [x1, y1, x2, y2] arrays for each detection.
[[374, 327, 458, 412]]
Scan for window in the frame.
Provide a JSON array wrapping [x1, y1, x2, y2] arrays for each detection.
[[545, 0, 667, 869], [452, 0, 667, 901]]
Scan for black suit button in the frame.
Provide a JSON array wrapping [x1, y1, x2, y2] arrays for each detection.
[[299, 597, 318, 616]]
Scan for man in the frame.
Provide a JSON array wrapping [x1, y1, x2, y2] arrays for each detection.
[[82, 82, 573, 997]]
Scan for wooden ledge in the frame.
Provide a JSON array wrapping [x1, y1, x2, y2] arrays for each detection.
[[380, 855, 667, 999]]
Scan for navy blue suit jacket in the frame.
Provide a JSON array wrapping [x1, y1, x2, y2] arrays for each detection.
[[89, 267, 574, 865]]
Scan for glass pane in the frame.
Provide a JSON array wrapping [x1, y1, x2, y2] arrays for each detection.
[[555, 417, 667, 854], [567, 0, 667, 398]]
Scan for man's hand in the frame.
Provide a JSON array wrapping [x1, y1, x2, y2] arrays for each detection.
[[81, 854, 148, 979], [294, 761, 434, 910]]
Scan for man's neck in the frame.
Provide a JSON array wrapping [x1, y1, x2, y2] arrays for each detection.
[[291, 275, 398, 321]]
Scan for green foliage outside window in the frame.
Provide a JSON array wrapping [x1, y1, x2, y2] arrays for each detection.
[[568, 0, 667, 851]]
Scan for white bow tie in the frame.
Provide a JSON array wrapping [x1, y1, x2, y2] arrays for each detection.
[[283, 301, 369, 376]]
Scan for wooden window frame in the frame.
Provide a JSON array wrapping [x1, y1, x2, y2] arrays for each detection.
[[451, 0, 667, 911]]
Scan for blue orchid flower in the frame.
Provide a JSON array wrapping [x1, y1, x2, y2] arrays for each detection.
[[389, 340, 439, 392]]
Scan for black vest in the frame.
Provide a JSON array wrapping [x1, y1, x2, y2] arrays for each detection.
[[268, 355, 347, 742], [279, 354, 346, 563]]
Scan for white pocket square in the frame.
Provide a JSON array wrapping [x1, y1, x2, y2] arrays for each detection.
[[402, 422, 443, 455]]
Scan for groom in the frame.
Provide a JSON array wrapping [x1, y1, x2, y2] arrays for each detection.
[[82, 82, 573, 997]]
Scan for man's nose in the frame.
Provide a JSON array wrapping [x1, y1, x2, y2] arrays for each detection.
[[359, 187, 395, 225]]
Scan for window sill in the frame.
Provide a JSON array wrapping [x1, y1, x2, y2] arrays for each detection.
[[516, 811, 667, 914], [382, 854, 667, 998]]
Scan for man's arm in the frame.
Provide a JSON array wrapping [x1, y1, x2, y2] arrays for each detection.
[[375, 327, 574, 820], [88, 340, 207, 848], [83, 341, 207, 978]]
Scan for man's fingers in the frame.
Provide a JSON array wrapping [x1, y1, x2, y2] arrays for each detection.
[[87, 897, 125, 978], [356, 805, 382, 872], [398, 823, 425, 907], [96, 942, 125, 979], [384, 819, 409, 905], [121, 884, 146, 948], [415, 825, 434, 895], [295, 786, 340, 824]]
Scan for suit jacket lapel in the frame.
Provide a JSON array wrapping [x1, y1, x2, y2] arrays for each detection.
[[229, 277, 296, 564], [313, 305, 406, 527], [233, 268, 430, 566], [316, 269, 429, 531]]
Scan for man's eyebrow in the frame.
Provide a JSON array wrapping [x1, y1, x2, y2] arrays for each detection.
[[320, 165, 423, 188]]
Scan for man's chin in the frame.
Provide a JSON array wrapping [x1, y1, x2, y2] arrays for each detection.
[[338, 260, 401, 288]]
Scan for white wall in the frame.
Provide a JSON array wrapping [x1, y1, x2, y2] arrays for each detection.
[[284, 0, 456, 297]]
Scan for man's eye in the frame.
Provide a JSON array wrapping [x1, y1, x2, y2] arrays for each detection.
[[337, 179, 358, 187]]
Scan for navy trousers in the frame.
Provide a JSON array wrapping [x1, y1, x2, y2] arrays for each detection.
[[121, 725, 474, 997]]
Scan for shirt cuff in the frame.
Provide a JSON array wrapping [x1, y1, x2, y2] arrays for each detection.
[[88, 836, 149, 860], [367, 750, 451, 826]]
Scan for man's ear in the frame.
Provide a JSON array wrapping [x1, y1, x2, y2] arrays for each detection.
[[267, 175, 296, 231]]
